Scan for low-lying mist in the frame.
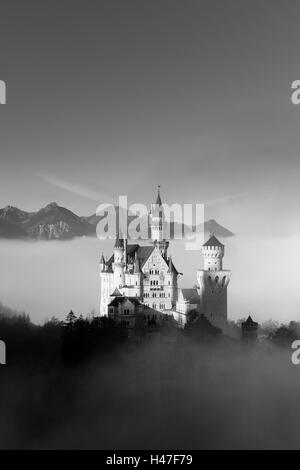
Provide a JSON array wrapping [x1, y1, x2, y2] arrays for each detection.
[[0, 337, 299, 450], [0, 235, 298, 324]]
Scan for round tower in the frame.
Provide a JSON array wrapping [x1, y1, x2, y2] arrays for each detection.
[[202, 234, 224, 271], [112, 234, 125, 289], [150, 185, 165, 242], [197, 234, 231, 328], [150, 186, 169, 257]]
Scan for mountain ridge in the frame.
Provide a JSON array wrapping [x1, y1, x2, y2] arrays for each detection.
[[0, 203, 234, 240]]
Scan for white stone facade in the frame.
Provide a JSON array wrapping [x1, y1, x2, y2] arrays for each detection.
[[99, 190, 231, 331], [100, 189, 179, 317]]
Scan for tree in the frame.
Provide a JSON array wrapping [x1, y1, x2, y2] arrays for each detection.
[[65, 310, 77, 325]]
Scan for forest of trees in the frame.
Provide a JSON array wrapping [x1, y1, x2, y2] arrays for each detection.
[[1, 301, 300, 449], [0, 301, 299, 367]]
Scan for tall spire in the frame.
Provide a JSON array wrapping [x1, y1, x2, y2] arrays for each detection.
[[156, 185, 162, 206]]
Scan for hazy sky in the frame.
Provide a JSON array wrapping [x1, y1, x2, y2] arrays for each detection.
[[0, 1, 300, 236]]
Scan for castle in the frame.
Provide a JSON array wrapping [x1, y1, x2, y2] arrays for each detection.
[[100, 188, 231, 331]]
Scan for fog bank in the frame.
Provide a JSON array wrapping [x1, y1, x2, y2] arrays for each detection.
[[0, 235, 298, 324]]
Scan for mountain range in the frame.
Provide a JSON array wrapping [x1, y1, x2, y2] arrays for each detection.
[[0, 203, 234, 241]]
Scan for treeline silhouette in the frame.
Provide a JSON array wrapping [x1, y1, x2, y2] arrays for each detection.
[[2, 301, 300, 449], [0, 303, 127, 366], [1, 301, 300, 367]]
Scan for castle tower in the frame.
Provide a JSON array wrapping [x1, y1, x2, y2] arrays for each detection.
[[197, 235, 231, 328], [150, 186, 169, 257], [112, 233, 125, 290], [241, 316, 259, 341]]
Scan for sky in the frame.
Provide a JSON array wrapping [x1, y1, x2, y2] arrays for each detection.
[[1, 0, 300, 238]]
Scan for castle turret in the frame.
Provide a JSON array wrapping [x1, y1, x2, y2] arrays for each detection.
[[150, 186, 169, 257], [241, 316, 259, 341], [112, 233, 125, 289], [197, 234, 231, 329], [202, 235, 224, 271]]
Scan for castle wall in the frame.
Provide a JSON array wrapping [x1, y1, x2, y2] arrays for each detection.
[[100, 272, 114, 316], [142, 249, 177, 311], [197, 270, 231, 328]]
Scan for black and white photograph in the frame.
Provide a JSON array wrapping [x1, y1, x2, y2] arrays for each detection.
[[1, 0, 300, 455]]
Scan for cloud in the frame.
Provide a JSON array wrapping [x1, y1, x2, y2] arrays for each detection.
[[204, 191, 249, 207], [36, 173, 111, 203]]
